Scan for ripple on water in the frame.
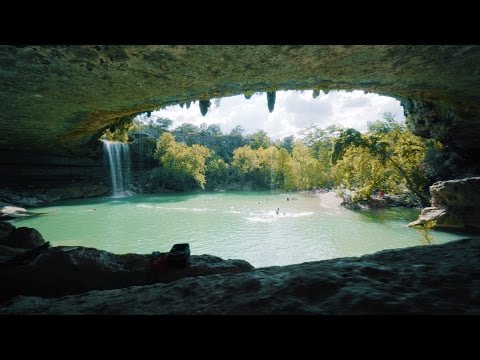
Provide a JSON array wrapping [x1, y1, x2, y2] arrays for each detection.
[[10, 192, 465, 268]]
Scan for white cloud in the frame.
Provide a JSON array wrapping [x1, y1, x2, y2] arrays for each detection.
[[141, 90, 405, 140]]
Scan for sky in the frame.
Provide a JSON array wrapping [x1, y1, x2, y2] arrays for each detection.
[[137, 90, 405, 140]]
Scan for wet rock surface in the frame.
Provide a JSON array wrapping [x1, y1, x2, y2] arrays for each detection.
[[1, 238, 479, 314], [0, 182, 109, 208]]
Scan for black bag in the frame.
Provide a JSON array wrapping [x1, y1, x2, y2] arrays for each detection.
[[167, 243, 190, 268]]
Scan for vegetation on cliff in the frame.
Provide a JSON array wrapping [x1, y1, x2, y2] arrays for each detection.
[[106, 112, 438, 207]]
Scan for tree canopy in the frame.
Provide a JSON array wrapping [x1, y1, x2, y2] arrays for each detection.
[[123, 111, 437, 204]]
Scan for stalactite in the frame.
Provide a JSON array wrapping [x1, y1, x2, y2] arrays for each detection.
[[267, 92, 276, 113], [186, 101, 191, 109], [199, 100, 211, 116], [244, 90, 254, 100]]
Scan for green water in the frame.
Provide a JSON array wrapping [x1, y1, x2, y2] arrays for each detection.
[[10, 192, 465, 268]]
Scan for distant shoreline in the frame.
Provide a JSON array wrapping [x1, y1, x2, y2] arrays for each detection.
[[313, 191, 343, 209]]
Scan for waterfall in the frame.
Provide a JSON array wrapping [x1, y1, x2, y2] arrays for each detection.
[[270, 147, 275, 192], [102, 140, 131, 197]]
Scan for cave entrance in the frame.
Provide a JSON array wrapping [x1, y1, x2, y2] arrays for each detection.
[[122, 89, 414, 194]]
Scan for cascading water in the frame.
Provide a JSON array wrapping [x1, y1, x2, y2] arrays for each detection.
[[270, 147, 275, 192], [102, 140, 131, 197]]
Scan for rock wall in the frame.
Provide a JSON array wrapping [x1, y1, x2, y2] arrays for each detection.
[[409, 177, 480, 230], [0, 148, 109, 206], [1, 46, 479, 158]]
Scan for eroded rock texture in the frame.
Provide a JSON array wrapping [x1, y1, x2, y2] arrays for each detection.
[[2, 238, 478, 314], [410, 177, 480, 230], [0, 243, 254, 299], [1, 46, 479, 159]]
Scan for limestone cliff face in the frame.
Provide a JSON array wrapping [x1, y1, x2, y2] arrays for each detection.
[[409, 177, 480, 230], [1, 45, 479, 158]]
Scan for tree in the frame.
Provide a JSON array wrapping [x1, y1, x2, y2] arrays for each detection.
[[232, 145, 259, 177], [131, 117, 173, 139], [332, 128, 364, 164], [172, 123, 200, 145], [101, 121, 135, 143], [367, 112, 400, 134], [230, 125, 245, 137], [290, 142, 319, 190], [154, 133, 211, 190], [332, 113, 430, 206], [333, 146, 387, 201], [249, 130, 271, 149], [206, 156, 229, 189], [280, 135, 295, 154]]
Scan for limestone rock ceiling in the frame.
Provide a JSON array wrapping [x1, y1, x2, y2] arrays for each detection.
[[1, 45, 479, 157]]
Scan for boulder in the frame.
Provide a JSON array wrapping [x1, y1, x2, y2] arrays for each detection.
[[408, 207, 464, 229], [0, 202, 31, 219], [2, 227, 46, 249], [410, 177, 480, 231], [430, 177, 480, 209], [0, 245, 254, 299], [0, 221, 15, 242]]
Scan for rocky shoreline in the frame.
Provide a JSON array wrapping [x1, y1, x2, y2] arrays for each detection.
[[409, 177, 480, 231], [0, 222, 254, 301], [1, 219, 479, 314]]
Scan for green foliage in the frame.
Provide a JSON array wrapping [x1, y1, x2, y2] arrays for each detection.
[[332, 113, 430, 206], [131, 117, 172, 138], [154, 133, 211, 190], [173, 123, 200, 144], [101, 123, 134, 143], [232, 145, 259, 176], [301, 124, 343, 149], [129, 111, 432, 199], [288, 142, 318, 190], [279, 135, 295, 154], [333, 146, 386, 201], [367, 112, 402, 134], [332, 128, 364, 164], [231, 141, 330, 191], [205, 156, 229, 189], [413, 220, 436, 245], [248, 130, 271, 150]]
